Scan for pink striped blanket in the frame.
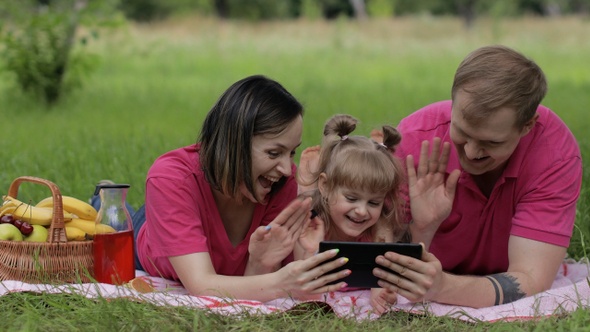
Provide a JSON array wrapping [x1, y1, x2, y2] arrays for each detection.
[[1, 260, 588, 322]]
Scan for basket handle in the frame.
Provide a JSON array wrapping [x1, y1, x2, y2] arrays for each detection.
[[7, 176, 67, 244]]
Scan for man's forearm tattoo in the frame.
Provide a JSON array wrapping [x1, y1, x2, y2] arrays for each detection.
[[485, 276, 501, 305], [485, 273, 526, 305]]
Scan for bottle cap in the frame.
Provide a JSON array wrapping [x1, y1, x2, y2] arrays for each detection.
[[94, 183, 131, 196]]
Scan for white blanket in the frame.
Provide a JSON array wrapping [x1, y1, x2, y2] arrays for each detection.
[[1, 260, 588, 322]]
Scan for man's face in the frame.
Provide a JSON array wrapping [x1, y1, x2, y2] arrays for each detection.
[[450, 89, 532, 176]]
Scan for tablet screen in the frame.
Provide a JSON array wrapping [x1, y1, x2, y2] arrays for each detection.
[[318, 241, 422, 288]]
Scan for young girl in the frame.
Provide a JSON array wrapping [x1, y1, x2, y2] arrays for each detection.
[[295, 114, 408, 314]]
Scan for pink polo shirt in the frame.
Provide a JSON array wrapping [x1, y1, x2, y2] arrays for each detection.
[[136, 144, 298, 281], [395, 101, 582, 275]]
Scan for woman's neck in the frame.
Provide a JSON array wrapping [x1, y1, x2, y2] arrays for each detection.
[[212, 189, 256, 247]]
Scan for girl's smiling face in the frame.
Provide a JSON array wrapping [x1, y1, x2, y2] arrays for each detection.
[[320, 181, 385, 241]]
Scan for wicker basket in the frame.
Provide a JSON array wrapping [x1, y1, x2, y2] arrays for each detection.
[[0, 176, 94, 283]]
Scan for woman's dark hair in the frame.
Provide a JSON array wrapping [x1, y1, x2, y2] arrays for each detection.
[[199, 75, 304, 199]]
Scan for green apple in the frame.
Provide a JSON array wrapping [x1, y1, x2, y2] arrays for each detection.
[[0, 223, 24, 241], [24, 225, 49, 242]]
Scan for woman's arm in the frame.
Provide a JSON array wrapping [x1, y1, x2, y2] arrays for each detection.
[[170, 249, 351, 302]]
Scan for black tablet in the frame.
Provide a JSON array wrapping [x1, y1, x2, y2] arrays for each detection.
[[318, 241, 422, 288]]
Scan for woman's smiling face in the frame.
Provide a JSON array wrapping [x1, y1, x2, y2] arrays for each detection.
[[243, 115, 302, 204]]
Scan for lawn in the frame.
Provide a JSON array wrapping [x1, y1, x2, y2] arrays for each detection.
[[0, 14, 589, 331]]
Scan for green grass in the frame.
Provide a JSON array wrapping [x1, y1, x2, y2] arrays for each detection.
[[0, 14, 589, 331]]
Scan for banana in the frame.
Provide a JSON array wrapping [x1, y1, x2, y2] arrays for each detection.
[[3, 196, 74, 226], [34, 196, 54, 208], [0, 205, 16, 217], [36, 195, 98, 221], [0, 200, 17, 216], [65, 218, 116, 238], [34, 196, 53, 208], [65, 226, 88, 241]]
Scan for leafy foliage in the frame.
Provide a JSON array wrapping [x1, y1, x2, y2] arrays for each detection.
[[118, 0, 175, 22], [114, 0, 590, 23], [0, 0, 121, 106], [226, 0, 298, 20]]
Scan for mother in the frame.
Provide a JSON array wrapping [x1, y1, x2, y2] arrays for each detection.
[[131, 75, 349, 300]]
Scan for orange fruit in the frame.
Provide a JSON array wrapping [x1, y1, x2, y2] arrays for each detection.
[[126, 277, 155, 293]]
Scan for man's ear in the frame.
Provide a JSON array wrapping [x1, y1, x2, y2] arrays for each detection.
[[521, 113, 539, 137], [318, 173, 328, 197]]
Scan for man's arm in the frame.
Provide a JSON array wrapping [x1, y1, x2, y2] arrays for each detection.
[[375, 235, 566, 308]]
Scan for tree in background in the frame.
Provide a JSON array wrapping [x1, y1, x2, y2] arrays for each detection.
[[350, 0, 368, 19], [118, 0, 174, 22], [0, 0, 121, 105], [115, 0, 590, 22], [214, 0, 229, 19], [455, 0, 478, 29]]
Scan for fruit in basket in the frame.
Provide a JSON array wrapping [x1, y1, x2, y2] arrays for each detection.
[[24, 224, 49, 242], [0, 214, 15, 224], [0, 223, 24, 241], [65, 218, 116, 238], [19, 222, 34, 236], [13, 219, 23, 229], [0, 202, 16, 217], [65, 226, 88, 241], [0, 214, 35, 236], [3, 195, 74, 225], [36, 195, 98, 221]]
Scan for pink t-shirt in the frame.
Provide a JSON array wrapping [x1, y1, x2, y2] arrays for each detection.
[[395, 101, 582, 275], [136, 144, 298, 280]]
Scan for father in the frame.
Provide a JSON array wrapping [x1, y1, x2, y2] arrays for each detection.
[[376, 45, 583, 308]]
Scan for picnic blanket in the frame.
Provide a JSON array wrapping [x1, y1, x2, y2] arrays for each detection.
[[1, 259, 588, 322]]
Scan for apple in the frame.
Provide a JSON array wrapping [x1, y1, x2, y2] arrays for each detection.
[[24, 225, 49, 242], [0, 223, 24, 241]]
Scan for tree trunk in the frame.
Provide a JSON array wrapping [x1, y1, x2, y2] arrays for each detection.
[[214, 0, 229, 19], [349, 0, 367, 20], [456, 0, 477, 30]]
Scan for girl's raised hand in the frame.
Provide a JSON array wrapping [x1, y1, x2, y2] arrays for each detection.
[[294, 213, 325, 260], [247, 197, 312, 274]]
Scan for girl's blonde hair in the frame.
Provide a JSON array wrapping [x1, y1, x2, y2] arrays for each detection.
[[309, 114, 406, 241]]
